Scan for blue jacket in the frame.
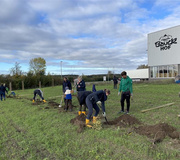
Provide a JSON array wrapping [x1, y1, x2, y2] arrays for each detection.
[[0, 85, 6, 94], [63, 80, 72, 93], [86, 90, 107, 112], [77, 80, 86, 91]]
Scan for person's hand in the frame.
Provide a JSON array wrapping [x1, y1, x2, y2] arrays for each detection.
[[118, 92, 120, 96], [96, 101, 101, 105], [102, 112, 106, 117], [131, 93, 133, 100]]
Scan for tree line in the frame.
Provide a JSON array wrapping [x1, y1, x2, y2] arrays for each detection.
[[1, 57, 120, 90]]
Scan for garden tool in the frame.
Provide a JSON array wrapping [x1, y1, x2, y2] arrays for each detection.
[[59, 95, 64, 107]]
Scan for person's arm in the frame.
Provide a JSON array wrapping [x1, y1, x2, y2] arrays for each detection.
[[69, 81, 72, 90], [119, 79, 122, 92], [129, 78, 133, 94], [101, 101, 105, 112], [81, 81, 85, 89], [62, 83, 65, 93]]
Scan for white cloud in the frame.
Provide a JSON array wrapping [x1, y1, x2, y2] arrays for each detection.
[[0, 0, 180, 75]]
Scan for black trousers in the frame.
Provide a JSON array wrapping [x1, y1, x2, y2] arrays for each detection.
[[120, 91, 130, 112], [33, 90, 44, 100], [65, 99, 72, 110]]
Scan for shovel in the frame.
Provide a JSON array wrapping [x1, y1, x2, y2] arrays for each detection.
[[59, 95, 64, 107], [104, 116, 109, 124], [97, 103, 109, 124]]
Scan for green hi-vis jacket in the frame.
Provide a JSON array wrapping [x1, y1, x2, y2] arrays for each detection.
[[119, 76, 133, 94]]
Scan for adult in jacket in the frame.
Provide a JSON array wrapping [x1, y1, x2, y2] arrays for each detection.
[[85, 89, 110, 127], [113, 76, 118, 89], [0, 84, 6, 101], [118, 71, 133, 114], [63, 77, 72, 93], [76, 76, 86, 92]]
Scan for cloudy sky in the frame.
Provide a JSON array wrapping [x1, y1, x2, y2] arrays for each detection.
[[1, 0, 180, 75]]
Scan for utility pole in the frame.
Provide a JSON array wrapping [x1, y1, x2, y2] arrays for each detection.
[[60, 61, 63, 79]]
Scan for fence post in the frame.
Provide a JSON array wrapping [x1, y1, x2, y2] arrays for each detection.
[[22, 81, 24, 90], [39, 81, 41, 88], [9, 82, 12, 91]]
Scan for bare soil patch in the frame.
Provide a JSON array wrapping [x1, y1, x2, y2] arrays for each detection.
[[70, 114, 86, 133], [134, 123, 180, 143], [104, 114, 141, 127]]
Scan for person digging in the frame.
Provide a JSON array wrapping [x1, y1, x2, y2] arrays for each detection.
[[77, 91, 92, 115], [32, 89, 46, 103], [85, 89, 110, 128]]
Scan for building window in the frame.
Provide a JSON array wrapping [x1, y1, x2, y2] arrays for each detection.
[[150, 65, 178, 78], [173, 65, 178, 77]]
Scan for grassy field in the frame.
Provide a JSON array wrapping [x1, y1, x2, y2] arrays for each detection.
[[0, 82, 180, 160]]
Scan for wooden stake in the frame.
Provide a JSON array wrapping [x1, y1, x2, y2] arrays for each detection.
[[141, 102, 175, 113]]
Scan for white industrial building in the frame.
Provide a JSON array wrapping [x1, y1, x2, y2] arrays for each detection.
[[148, 25, 180, 79], [126, 68, 149, 81]]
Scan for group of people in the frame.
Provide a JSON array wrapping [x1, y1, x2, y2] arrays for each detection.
[[31, 71, 133, 128], [62, 71, 133, 127]]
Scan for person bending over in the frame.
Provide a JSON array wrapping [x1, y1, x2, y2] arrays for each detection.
[[85, 89, 110, 127], [32, 89, 46, 103]]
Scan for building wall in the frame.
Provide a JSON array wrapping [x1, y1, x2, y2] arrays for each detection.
[[148, 25, 180, 66], [127, 68, 149, 79]]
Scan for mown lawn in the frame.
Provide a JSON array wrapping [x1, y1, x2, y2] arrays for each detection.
[[0, 82, 179, 160]]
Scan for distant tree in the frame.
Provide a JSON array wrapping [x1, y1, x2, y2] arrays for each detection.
[[29, 57, 46, 75], [137, 64, 149, 69], [10, 62, 22, 76]]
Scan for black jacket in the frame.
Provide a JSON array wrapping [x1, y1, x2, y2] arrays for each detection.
[[86, 90, 107, 112], [63, 80, 72, 93], [77, 91, 92, 105], [0, 85, 6, 93], [77, 80, 86, 91], [113, 77, 118, 84]]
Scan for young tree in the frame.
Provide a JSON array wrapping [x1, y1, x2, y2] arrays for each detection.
[[29, 57, 46, 75], [10, 62, 22, 76]]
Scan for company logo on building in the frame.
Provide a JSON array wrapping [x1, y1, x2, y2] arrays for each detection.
[[155, 34, 177, 51]]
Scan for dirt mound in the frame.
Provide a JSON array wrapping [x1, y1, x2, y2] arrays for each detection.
[[104, 114, 141, 127], [70, 114, 86, 133], [134, 123, 179, 143]]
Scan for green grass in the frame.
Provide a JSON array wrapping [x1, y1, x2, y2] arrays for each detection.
[[0, 83, 180, 160]]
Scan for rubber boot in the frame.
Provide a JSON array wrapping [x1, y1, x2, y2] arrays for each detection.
[[32, 99, 35, 103], [82, 111, 86, 115], [43, 99, 47, 103], [78, 111, 82, 115], [86, 119, 92, 128], [93, 116, 97, 123]]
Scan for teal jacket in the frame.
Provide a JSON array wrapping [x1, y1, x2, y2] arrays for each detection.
[[119, 76, 133, 94]]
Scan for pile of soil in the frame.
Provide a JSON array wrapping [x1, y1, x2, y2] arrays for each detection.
[[134, 123, 180, 143], [70, 114, 86, 125], [104, 114, 141, 127], [70, 114, 86, 133]]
